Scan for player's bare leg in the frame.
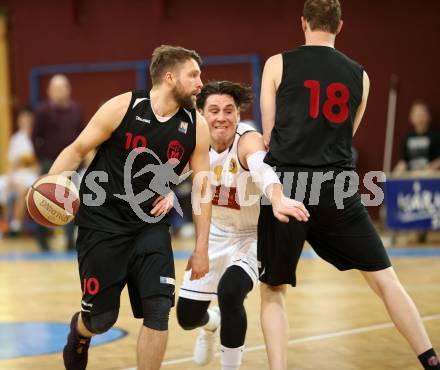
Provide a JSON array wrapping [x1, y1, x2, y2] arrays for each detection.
[[137, 326, 168, 370], [361, 267, 433, 355], [260, 283, 288, 370], [77, 314, 95, 337]]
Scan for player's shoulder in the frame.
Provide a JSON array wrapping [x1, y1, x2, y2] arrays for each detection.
[[265, 53, 283, 66], [194, 111, 209, 137], [263, 54, 283, 83], [105, 91, 132, 111], [334, 48, 364, 71], [195, 110, 207, 126], [93, 92, 132, 127], [237, 123, 263, 150], [281, 47, 302, 57], [237, 122, 258, 136]]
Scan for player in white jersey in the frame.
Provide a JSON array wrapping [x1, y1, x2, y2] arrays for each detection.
[[177, 81, 309, 370]]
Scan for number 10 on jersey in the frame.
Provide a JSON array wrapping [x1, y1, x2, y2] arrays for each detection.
[[304, 80, 350, 124]]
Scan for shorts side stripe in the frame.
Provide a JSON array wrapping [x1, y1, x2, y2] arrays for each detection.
[[180, 288, 217, 295], [231, 258, 258, 279]]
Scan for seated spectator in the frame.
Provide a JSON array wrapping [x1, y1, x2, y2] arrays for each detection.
[[393, 99, 440, 175], [392, 100, 440, 243], [6, 107, 39, 235]]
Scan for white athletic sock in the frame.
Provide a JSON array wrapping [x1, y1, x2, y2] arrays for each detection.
[[204, 307, 220, 332], [220, 344, 244, 370]]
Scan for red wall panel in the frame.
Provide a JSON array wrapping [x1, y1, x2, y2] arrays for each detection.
[[1, 0, 439, 182]]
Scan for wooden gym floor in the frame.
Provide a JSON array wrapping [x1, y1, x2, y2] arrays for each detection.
[[0, 232, 439, 370]]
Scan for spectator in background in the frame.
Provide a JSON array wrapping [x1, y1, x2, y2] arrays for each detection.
[[393, 100, 440, 175], [6, 107, 39, 235], [393, 100, 440, 243], [32, 74, 84, 250]]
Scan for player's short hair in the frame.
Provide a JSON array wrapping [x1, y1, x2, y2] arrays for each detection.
[[149, 45, 202, 85], [196, 81, 254, 111], [303, 0, 341, 34]]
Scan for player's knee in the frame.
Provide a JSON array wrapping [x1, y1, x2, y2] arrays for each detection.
[[82, 309, 119, 334], [260, 282, 287, 295], [176, 297, 209, 330], [366, 269, 402, 298], [217, 282, 245, 309], [218, 267, 252, 308], [176, 299, 201, 330], [142, 296, 172, 331], [176, 310, 199, 330], [177, 317, 199, 330]]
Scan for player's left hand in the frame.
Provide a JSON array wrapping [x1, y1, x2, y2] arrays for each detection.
[[272, 193, 310, 223], [186, 249, 209, 280], [150, 193, 175, 216]]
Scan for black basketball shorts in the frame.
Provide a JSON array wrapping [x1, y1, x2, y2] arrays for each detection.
[[257, 171, 391, 286], [76, 223, 175, 318]]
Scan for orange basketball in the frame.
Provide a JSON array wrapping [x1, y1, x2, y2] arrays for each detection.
[[26, 175, 80, 228]]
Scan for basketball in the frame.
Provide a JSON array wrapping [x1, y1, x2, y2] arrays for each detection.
[[26, 175, 80, 228]]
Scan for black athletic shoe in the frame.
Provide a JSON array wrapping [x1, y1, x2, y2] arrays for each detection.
[[63, 312, 91, 370]]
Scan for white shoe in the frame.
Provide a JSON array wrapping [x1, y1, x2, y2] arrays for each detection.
[[193, 307, 220, 366]]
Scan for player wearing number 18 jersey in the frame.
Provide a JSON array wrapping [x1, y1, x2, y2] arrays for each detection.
[[265, 46, 362, 170], [258, 1, 440, 369]]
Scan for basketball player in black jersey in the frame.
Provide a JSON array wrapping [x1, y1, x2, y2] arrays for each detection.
[[48, 45, 211, 370], [258, 1, 440, 369]]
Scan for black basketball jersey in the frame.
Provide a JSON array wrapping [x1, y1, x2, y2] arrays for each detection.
[[265, 46, 364, 169], [76, 90, 197, 233]]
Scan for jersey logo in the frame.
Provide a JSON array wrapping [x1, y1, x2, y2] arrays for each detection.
[[81, 300, 93, 313], [160, 276, 175, 285], [167, 140, 185, 161], [178, 121, 188, 134], [135, 115, 150, 124], [228, 159, 238, 174], [214, 165, 223, 181]]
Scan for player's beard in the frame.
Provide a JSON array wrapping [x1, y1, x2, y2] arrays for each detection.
[[172, 80, 196, 110]]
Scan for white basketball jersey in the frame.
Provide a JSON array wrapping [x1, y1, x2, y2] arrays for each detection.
[[210, 123, 261, 232]]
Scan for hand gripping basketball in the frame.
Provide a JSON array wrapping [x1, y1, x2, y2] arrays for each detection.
[[26, 174, 80, 228]]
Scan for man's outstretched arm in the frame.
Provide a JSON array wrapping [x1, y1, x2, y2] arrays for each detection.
[[187, 112, 211, 280], [238, 131, 309, 223]]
